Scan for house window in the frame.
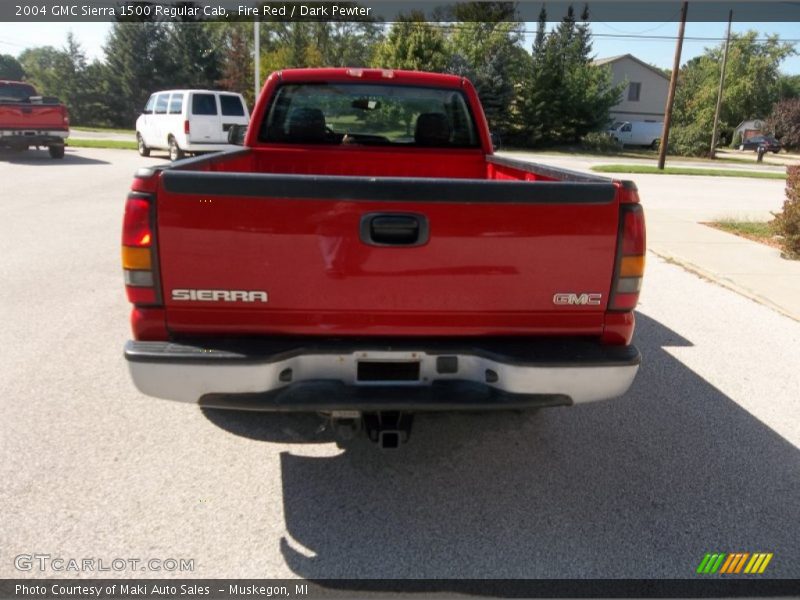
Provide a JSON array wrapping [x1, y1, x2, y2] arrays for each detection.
[[628, 82, 641, 102]]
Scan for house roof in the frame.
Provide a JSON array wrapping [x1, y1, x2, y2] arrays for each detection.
[[593, 54, 670, 81], [734, 119, 764, 130]]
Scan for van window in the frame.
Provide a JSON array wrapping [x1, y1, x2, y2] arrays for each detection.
[[168, 93, 184, 114], [220, 95, 245, 116], [154, 94, 168, 115], [621, 123, 632, 132], [192, 94, 217, 116], [143, 95, 156, 114]]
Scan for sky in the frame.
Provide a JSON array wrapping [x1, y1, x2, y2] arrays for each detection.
[[1, 20, 799, 74]]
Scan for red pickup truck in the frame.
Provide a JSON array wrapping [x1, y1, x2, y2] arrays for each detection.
[[122, 68, 645, 447], [0, 80, 69, 158]]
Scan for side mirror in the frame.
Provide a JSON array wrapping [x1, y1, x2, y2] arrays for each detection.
[[228, 124, 247, 146], [490, 132, 501, 151]]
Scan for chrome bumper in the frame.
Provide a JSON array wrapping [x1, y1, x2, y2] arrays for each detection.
[[125, 338, 640, 410]]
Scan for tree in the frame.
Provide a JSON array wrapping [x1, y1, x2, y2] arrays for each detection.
[[671, 31, 795, 155], [520, 5, 621, 145], [447, 15, 527, 138], [164, 21, 223, 89], [766, 98, 800, 150], [778, 74, 800, 100], [0, 54, 25, 80], [217, 23, 254, 105], [372, 13, 449, 72], [103, 21, 172, 126]]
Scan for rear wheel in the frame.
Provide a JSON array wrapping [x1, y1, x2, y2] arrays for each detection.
[[168, 136, 184, 161], [650, 138, 660, 150], [48, 144, 65, 159], [136, 133, 150, 157]]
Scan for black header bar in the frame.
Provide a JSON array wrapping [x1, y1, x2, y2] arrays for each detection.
[[3, 1, 800, 23]]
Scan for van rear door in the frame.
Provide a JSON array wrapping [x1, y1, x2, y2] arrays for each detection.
[[187, 92, 220, 144], [219, 94, 249, 142]]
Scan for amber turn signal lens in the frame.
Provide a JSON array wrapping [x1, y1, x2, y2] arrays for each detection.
[[620, 255, 645, 277], [122, 246, 152, 270]]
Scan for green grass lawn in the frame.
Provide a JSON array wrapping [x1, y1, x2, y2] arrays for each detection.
[[71, 125, 136, 135], [703, 220, 782, 250], [67, 139, 137, 150], [590, 164, 786, 180], [503, 146, 771, 166]]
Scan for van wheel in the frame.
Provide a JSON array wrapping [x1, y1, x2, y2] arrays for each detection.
[[48, 144, 65, 159], [650, 139, 660, 150], [136, 133, 150, 157], [168, 137, 184, 161]]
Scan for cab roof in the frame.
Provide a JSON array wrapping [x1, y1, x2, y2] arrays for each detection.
[[276, 68, 467, 89]]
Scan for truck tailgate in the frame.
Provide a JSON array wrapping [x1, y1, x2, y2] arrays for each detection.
[[155, 171, 619, 337], [0, 103, 66, 130]]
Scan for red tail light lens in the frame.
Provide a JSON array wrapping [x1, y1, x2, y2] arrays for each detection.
[[184, 119, 190, 135], [122, 196, 152, 247], [122, 194, 160, 306], [610, 203, 646, 311]]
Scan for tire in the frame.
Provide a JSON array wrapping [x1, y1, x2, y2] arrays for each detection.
[[168, 136, 184, 161], [650, 139, 660, 150], [48, 144, 65, 159], [136, 133, 150, 157]]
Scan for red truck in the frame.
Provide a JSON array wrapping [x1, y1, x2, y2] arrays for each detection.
[[0, 80, 69, 158], [122, 68, 645, 447]]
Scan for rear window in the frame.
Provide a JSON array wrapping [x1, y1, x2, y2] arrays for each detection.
[[220, 95, 245, 116], [168, 93, 184, 114], [0, 82, 36, 102], [192, 94, 217, 116], [260, 83, 479, 147], [154, 94, 168, 115]]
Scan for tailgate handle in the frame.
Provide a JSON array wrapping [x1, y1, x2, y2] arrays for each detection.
[[361, 213, 429, 247]]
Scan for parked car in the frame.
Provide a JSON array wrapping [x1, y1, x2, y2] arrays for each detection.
[[607, 120, 662, 148], [135, 89, 250, 161], [739, 135, 781, 153], [122, 68, 645, 448], [0, 80, 69, 158]]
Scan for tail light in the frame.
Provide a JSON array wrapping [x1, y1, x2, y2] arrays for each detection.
[[184, 119, 190, 135], [122, 193, 161, 306], [609, 183, 645, 311]]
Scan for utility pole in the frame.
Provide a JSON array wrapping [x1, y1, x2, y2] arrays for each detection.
[[658, 1, 689, 170], [254, 19, 260, 101], [709, 9, 733, 159]]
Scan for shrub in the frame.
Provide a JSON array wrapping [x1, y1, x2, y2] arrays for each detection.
[[667, 123, 710, 157], [731, 131, 742, 148], [580, 131, 621, 154], [771, 165, 800, 258], [765, 98, 800, 150]]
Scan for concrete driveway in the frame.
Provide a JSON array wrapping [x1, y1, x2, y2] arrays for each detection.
[[1, 147, 798, 581]]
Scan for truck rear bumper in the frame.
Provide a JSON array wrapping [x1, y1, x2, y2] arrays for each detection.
[[0, 129, 68, 146], [125, 338, 640, 410]]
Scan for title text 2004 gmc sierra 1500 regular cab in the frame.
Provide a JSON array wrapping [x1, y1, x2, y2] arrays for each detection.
[[122, 68, 645, 447]]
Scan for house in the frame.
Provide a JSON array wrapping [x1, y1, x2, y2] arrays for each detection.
[[733, 119, 764, 142], [594, 54, 669, 123]]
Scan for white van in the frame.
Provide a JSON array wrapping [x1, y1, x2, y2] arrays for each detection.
[[607, 121, 663, 148], [136, 90, 250, 160]]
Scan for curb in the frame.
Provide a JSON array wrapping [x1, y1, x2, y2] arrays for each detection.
[[648, 248, 800, 324]]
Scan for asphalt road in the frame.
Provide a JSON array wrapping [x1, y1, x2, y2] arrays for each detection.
[[1, 147, 799, 581]]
